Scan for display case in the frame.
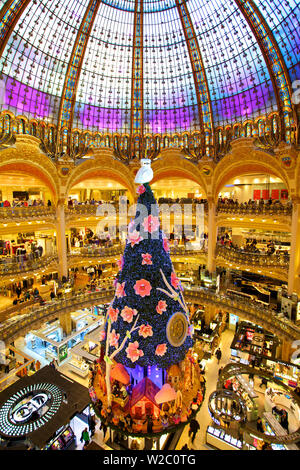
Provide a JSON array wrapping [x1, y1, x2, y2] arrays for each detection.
[[231, 376, 258, 421], [206, 425, 243, 450], [46, 426, 75, 450], [68, 357, 89, 378], [264, 387, 300, 422]]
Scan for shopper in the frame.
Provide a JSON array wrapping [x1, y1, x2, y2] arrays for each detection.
[[16, 285, 22, 299], [100, 420, 108, 439], [215, 348, 222, 364], [256, 417, 264, 433], [88, 415, 96, 437], [280, 410, 289, 432], [80, 428, 90, 448], [188, 418, 200, 444]]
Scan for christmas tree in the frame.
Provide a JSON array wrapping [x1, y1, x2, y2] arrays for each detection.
[[89, 161, 205, 439]]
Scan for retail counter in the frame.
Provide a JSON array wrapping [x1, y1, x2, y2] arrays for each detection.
[[68, 358, 89, 378], [206, 426, 242, 450], [265, 387, 300, 422]]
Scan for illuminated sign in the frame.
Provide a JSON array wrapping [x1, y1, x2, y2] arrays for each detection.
[[0, 383, 62, 438]]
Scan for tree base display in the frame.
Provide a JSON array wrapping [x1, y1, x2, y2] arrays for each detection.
[[89, 355, 205, 438]]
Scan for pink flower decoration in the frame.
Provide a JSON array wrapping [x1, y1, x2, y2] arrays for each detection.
[[156, 300, 167, 315], [188, 325, 194, 337], [121, 306, 138, 323], [109, 329, 120, 348], [142, 253, 152, 265], [107, 306, 119, 323], [126, 341, 144, 363], [136, 185, 146, 195], [117, 255, 124, 271], [134, 279, 152, 297], [113, 278, 118, 288], [155, 343, 167, 357], [139, 324, 153, 338], [99, 330, 106, 341], [128, 229, 143, 247], [163, 237, 170, 253], [171, 272, 180, 289], [142, 215, 159, 234], [116, 282, 126, 298]]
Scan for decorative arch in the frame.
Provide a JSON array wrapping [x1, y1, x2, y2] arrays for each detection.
[[212, 142, 290, 202], [0, 135, 60, 200], [65, 152, 136, 200], [151, 150, 208, 197]]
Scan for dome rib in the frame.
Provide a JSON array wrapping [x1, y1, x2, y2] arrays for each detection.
[[0, 0, 32, 58], [130, 0, 144, 152], [175, 0, 214, 148], [234, 0, 294, 141], [57, 0, 101, 145]]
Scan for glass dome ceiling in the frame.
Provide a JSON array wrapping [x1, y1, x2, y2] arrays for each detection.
[[0, 0, 299, 136]]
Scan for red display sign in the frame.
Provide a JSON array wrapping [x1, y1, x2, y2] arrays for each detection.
[[271, 189, 279, 199], [253, 189, 261, 200], [262, 189, 269, 200]]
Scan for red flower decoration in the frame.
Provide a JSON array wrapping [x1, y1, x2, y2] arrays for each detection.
[[155, 343, 167, 357], [126, 341, 144, 363], [134, 279, 152, 297], [139, 324, 153, 338], [109, 329, 120, 348], [163, 237, 170, 253], [121, 306, 138, 323], [99, 330, 106, 342], [128, 229, 143, 247], [116, 282, 126, 298], [136, 185, 146, 195], [117, 255, 124, 271], [156, 300, 167, 315], [107, 306, 119, 322], [171, 272, 180, 289], [142, 215, 159, 234], [142, 253, 152, 265]]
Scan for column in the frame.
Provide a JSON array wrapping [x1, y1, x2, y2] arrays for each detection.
[[288, 198, 300, 295], [59, 312, 72, 336], [280, 339, 292, 363], [204, 303, 216, 325], [56, 201, 68, 279], [207, 199, 217, 274]]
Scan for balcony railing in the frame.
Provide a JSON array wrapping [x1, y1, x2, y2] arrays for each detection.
[[217, 202, 292, 217], [0, 255, 58, 276], [68, 244, 207, 259], [0, 284, 299, 344], [0, 206, 55, 220], [0, 287, 115, 342], [216, 244, 289, 269], [184, 286, 300, 341], [68, 246, 123, 258]]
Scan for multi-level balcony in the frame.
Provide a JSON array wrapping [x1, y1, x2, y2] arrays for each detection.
[[216, 201, 292, 217], [0, 285, 299, 345], [0, 206, 56, 221]]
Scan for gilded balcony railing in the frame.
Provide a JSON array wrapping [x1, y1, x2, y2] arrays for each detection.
[[216, 244, 289, 270], [0, 255, 58, 276], [217, 202, 292, 217], [184, 286, 300, 341], [0, 206, 56, 220], [0, 285, 299, 344], [0, 287, 115, 342]]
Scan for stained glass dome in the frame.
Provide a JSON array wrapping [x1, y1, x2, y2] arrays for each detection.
[[0, 0, 299, 137]]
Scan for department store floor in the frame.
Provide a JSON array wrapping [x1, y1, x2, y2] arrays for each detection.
[[12, 328, 236, 450], [4, 326, 297, 450]]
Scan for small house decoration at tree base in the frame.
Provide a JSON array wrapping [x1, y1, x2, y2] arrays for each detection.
[[89, 164, 205, 447]]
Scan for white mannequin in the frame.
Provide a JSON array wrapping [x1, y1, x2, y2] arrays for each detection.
[[134, 158, 153, 184]]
